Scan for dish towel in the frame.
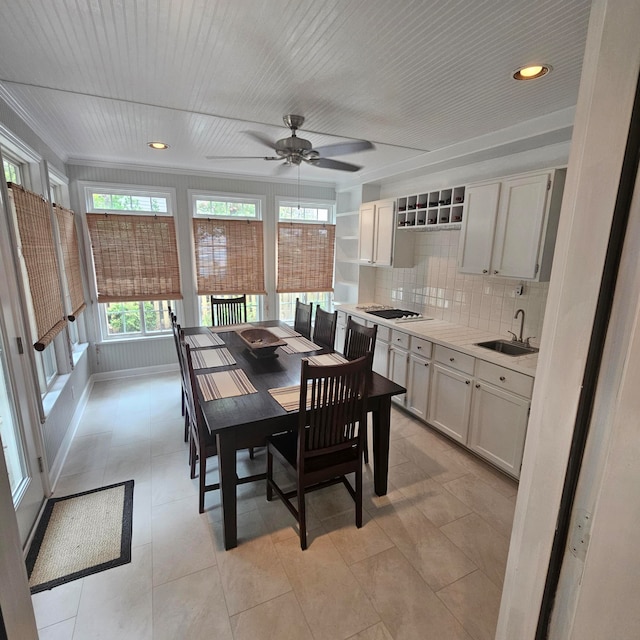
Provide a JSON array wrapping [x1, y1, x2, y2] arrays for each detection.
[[208, 323, 255, 334], [197, 369, 258, 401], [190, 347, 236, 370], [185, 333, 224, 348], [265, 325, 301, 339], [306, 353, 348, 366], [280, 337, 322, 354]]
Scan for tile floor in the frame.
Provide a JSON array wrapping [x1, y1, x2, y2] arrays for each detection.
[[32, 371, 518, 640]]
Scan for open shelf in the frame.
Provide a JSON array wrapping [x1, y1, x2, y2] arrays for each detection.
[[397, 185, 465, 229]]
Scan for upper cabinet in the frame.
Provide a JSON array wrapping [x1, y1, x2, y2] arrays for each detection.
[[458, 169, 566, 281], [358, 199, 413, 267]]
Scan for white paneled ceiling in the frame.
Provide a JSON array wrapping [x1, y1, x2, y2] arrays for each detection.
[[0, 0, 592, 186]]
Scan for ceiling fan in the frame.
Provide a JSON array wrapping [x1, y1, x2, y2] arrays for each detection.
[[206, 115, 374, 172]]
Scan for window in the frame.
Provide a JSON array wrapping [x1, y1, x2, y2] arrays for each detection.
[[3, 156, 22, 184], [192, 194, 265, 324], [277, 201, 335, 322], [84, 185, 181, 341], [101, 300, 173, 338]]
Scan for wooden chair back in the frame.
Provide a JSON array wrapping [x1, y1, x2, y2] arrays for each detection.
[[210, 295, 247, 326], [294, 298, 313, 339], [312, 307, 337, 350], [298, 354, 370, 463], [343, 317, 378, 361]]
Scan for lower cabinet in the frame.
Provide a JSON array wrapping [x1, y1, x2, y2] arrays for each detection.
[[468, 382, 530, 477], [388, 343, 409, 406], [428, 364, 473, 444], [372, 325, 390, 377], [407, 352, 430, 419], [335, 310, 347, 352]]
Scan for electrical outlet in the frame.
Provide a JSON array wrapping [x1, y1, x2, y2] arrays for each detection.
[[515, 284, 524, 296]]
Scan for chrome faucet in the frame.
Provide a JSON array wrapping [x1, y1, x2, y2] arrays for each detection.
[[514, 308, 525, 342]]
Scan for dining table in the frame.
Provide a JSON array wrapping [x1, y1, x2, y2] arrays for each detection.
[[182, 320, 406, 550]]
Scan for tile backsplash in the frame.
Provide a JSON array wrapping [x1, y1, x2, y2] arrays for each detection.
[[372, 230, 548, 345]]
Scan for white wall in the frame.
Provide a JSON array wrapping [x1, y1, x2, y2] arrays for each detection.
[[496, 0, 640, 636]]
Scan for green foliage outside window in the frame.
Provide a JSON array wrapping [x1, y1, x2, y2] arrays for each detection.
[[105, 301, 170, 336], [195, 200, 256, 218], [92, 193, 168, 213]]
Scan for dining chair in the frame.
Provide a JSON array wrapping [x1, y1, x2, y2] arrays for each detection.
[[294, 298, 313, 339], [170, 315, 190, 443], [342, 317, 377, 463], [181, 339, 220, 513], [210, 294, 247, 326], [312, 307, 337, 351], [266, 353, 371, 549]]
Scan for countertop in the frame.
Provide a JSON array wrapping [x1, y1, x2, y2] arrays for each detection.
[[339, 304, 538, 376]]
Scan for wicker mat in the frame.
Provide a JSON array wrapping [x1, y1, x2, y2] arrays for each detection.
[[26, 480, 134, 594]]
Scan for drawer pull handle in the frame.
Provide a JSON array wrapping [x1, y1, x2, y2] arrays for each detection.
[[499, 376, 506, 381], [475, 383, 480, 388], [465, 380, 470, 385], [417, 345, 421, 349], [450, 357, 455, 362]]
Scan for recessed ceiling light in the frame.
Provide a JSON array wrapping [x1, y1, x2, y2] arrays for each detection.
[[148, 141, 169, 150], [512, 64, 552, 81]]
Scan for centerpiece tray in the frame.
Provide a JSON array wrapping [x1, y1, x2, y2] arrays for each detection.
[[236, 328, 287, 358]]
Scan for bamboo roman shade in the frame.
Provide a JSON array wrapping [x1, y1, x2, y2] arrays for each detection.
[[277, 222, 335, 293], [193, 218, 265, 295], [86, 213, 182, 302], [54, 204, 86, 320], [11, 185, 67, 351]]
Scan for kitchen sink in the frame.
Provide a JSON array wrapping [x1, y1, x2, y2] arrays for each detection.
[[475, 339, 539, 356]]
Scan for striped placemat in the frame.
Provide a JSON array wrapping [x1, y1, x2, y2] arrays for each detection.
[[208, 323, 255, 334], [197, 369, 258, 401], [185, 333, 224, 348], [266, 325, 301, 339], [280, 337, 322, 354], [268, 385, 304, 412], [307, 353, 348, 366], [191, 347, 236, 370]]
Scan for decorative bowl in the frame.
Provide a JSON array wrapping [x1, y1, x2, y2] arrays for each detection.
[[236, 328, 286, 358]]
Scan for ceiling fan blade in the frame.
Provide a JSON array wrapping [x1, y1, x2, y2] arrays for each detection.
[[307, 157, 362, 172], [312, 140, 374, 157], [205, 155, 281, 160], [244, 131, 277, 150]]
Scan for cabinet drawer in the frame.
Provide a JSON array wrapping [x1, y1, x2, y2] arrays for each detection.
[[376, 324, 391, 343], [390, 329, 410, 350], [476, 360, 534, 398], [410, 336, 432, 358], [433, 344, 475, 375]]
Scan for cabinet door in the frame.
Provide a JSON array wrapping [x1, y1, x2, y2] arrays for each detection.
[[469, 382, 530, 478], [407, 354, 430, 419], [457, 182, 500, 275], [358, 203, 376, 263], [428, 364, 472, 443], [335, 321, 346, 352], [373, 200, 395, 266], [372, 339, 389, 377], [491, 172, 549, 278], [388, 346, 408, 405]]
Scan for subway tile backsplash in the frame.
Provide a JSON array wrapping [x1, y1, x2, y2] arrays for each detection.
[[372, 230, 548, 345]]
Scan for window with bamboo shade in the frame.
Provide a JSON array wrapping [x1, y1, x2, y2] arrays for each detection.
[[10, 185, 67, 351], [193, 217, 266, 295], [276, 221, 335, 293], [54, 204, 86, 320], [86, 213, 182, 302]]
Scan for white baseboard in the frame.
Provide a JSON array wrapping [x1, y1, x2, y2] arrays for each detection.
[[92, 363, 178, 382]]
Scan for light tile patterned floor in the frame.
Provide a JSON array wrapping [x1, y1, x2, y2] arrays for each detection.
[[32, 371, 517, 640]]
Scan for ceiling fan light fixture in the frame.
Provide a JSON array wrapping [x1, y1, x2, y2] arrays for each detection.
[[148, 141, 169, 150], [512, 64, 552, 81]]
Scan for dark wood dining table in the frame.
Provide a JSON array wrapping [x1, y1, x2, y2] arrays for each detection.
[[183, 320, 405, 550]]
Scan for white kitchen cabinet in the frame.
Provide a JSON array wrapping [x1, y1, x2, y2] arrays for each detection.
[[457, 182, 501, 275], [388, 329, 410, 406], [468, 360, 533, 478], [372, 324, 390, 377], [428, 363, 473, 444], [458, 168, 566, 281], [468, 381, 530, 477], [358, 199, 413, 267], [407, 352, 431, 419], [335, 310, 347, 352]]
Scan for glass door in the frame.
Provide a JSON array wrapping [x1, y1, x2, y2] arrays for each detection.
[[0, 320, 45, 544]]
